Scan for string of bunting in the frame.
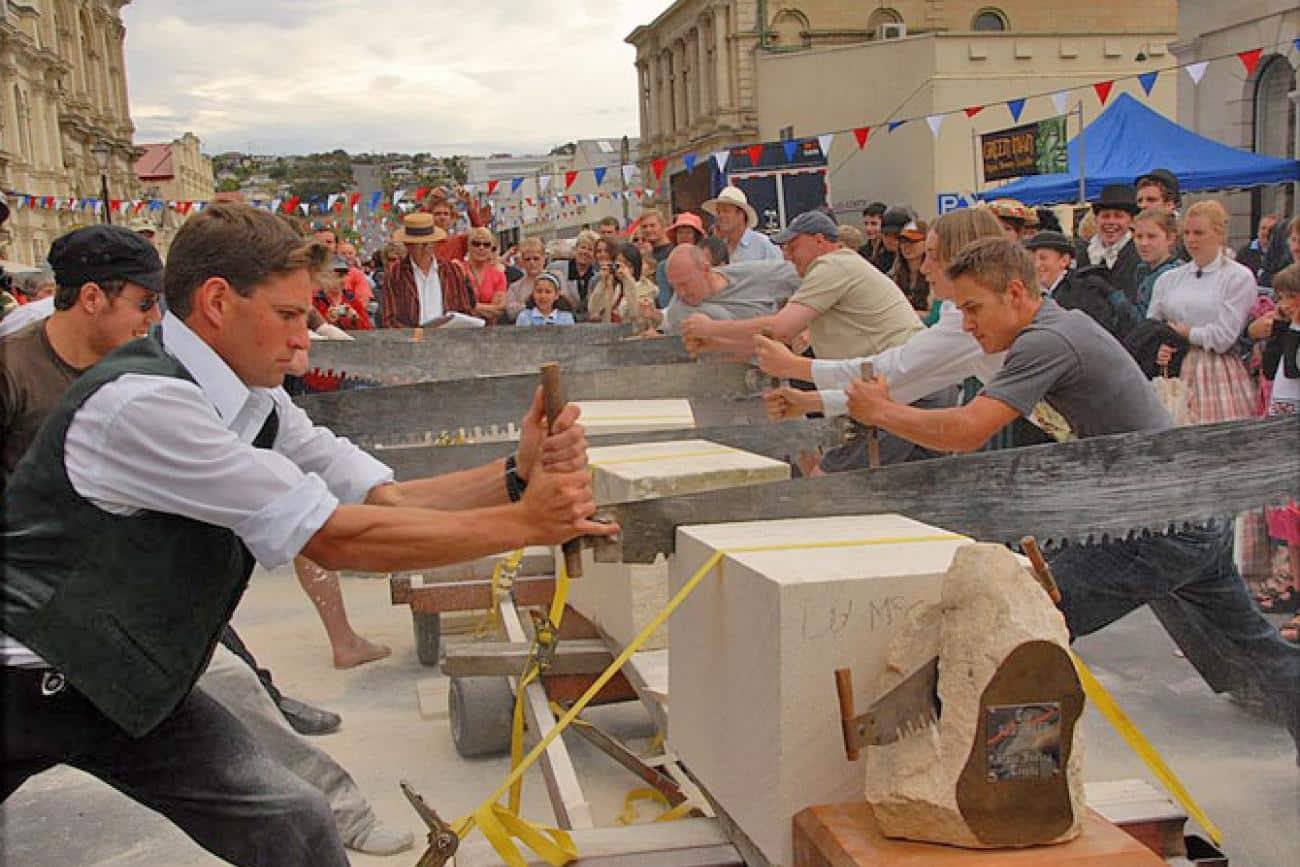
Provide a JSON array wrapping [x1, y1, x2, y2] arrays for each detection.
[[5, 39, 1294, 232]]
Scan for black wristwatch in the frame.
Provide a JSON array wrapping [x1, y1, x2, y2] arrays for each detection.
[[504, 454, 528, 502]]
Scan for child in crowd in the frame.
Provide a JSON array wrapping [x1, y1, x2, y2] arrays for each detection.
[[515, 272, 575, 327], [1260, 263, 1300, 642], [1130, 208, 1182, 318]]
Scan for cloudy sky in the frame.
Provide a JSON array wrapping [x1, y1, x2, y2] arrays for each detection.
[[122, 1, 650, 156]]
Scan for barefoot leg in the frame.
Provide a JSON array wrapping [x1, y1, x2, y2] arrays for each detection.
[[293, 557, 391, 669]]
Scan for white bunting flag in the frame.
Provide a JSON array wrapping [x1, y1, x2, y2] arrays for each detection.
[[712, 150, 730, 173], [392, 189, 406, 206], [1050, 91, 1069, 115], [622, 164, 636, 185], [539, 175, 552, 194], [925, 115, 944, 138], [298, 203, 309, 216], [1184, 61, 1208, 85], [817, 134, 834, 157]]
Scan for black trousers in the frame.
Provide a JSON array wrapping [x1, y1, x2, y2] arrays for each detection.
[[2, 668, 348, 867]]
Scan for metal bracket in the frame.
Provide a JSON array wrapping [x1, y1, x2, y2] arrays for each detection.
[[527, 609, 560, 673], [400, 780, 459, 867]]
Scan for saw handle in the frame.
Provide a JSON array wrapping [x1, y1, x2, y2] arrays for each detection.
[[834, 668, 860, 761], [759, 328, 783, 390], [540, 363, 584, 579], [1020, 536, 1062, 604], [859, 362, 881, 469]]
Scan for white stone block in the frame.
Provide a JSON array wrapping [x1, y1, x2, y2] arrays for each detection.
[[569, 440, 789, 652], [668, 514, 971, 866], [573, 399, 695, 434]]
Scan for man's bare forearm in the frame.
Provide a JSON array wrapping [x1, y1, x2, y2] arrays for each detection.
[[874, 401, 987, 453], [302, 502, 532, 572], [368, 459, 509, 510]]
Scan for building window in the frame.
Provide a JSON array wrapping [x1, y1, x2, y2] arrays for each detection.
[[971, 8, 1009, 31], [1252, 55, 1297, 221], [770, 9, 810, 49], [867, 8, 902, 30]]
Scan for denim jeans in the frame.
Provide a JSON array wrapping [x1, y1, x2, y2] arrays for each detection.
[[2, 669, 348, 867], [1049, 522, 1300, 742]]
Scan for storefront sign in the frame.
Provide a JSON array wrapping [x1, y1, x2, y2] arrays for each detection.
[[980, 116, 1068, 182]]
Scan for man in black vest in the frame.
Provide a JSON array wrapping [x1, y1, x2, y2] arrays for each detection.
[[2, 203, 615, 867], [1075, 184, 1142, 305]]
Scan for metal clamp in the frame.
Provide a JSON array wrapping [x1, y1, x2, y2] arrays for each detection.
[[400, 781, 458, 867], [527, 610, 559, 673]]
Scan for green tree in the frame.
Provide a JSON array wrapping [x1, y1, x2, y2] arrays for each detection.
[[216, 178, 241, 193]]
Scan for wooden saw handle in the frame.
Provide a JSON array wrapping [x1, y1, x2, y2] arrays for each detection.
[[859, 362, 881, 469], [1020, 536, 1062, 604], [834, 668, 860, 761], [540, 363, 584, 579]]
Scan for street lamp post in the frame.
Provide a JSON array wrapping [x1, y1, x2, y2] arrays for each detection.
[[90, 139, 112, 225], [619, 135, 630, 226]]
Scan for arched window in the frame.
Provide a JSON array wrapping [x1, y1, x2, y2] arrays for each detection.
[[1252, 55, 1297, 220], [770, 9, 810, 49], [971, 8, 1009, 31], [867, 8, 902, 31]]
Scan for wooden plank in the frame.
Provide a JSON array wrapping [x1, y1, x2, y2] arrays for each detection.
[[453, 818, 742, 866], [440, 639, 614, 677], [405, 575, 557, 614], [791, 803, 1164, 866], [498, 598, 594, 831], [597, 416, 1300, 562], [346, 321, 634, 344]]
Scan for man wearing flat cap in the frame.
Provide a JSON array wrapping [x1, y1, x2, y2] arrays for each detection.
[[1075, 183, 1142, 307], [681, 209, 921, 362]]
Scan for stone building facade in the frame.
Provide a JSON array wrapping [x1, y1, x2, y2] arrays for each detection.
[[133, 132, 214, 254], [0, 0, 140, 266], [627, 1, 1176, 216], [1172, 0, 1299, 245]]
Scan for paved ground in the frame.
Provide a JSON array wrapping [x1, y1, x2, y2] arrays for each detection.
[[2, 563, 1296, 865]]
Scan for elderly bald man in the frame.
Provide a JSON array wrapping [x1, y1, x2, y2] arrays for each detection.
[[661, 244, 800, 335]]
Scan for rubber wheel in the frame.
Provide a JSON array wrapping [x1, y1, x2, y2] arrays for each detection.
[[449, 676, 514, 758], [412, 611, 441, 666]]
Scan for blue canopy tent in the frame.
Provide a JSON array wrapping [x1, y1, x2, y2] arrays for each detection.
[[978, 93, 1300, 206]]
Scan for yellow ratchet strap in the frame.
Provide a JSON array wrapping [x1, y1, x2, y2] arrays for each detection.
[[474, 548, 525, 638], [1072, 653, 1223, 846]]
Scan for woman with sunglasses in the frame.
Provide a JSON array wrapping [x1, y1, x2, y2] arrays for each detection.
[[463, 227, 507, 323]]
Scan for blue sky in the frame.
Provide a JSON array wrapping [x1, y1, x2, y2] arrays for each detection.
[[122, 1, 650, 155]]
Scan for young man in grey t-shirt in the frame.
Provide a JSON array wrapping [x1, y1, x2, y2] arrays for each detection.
[[845, 237, 1298, 758]]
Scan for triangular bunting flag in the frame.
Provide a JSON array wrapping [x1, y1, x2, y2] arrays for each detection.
[[486, 179, 499, 196], [712, 150, 730, 173], [925, 115, 944, 138], [592, 167, 607, 187], [284, 196, 301, 214], [782, 139, 799, 162], [853, 127, 870, 149], [510, 176, 524, 193], [1294, 38, 1299, 53], [414, 187, 429, 203], [964, 106, 983, 118], [1237, 48, 1263, 76], [326, 193, 340, 211], [369, 191, 382, 210], [525, 197, 534, 206], [1093, 80, 1114, 105], [817, 133, 833, 156], [110, 199, 122, 213], [349, 192, 360, 207], [1051, 91, 1069, 115], [298, 202, 309, 216], [564, 170, 578, 189], [539, 175, 552, 194], [622, 164, 636, 184], [391, 189, 406, 206], [1138, 71, 1158, 96], [1185, 61, 1208, 85], [1007, 98, 1026, 122], [651, 158, 667, 180], [746, 145, 764, 167], [887, 120, 906, 133]]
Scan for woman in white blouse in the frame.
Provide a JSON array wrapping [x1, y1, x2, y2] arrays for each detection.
[[1148, 199, 1258, 424]]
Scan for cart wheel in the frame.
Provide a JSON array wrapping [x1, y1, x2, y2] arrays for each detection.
[[413, 611, 441, 666], [449, 676, 514, 758]]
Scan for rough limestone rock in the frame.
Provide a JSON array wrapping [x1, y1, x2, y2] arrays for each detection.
[[864, 543, 1085, 849], [569, 440, 789, 651]]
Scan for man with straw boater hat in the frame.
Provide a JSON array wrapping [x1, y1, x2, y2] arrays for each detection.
[[380, 211, 474, 327], [702, 185, 783, 264]]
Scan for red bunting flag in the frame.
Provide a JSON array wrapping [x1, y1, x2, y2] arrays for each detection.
[[177, 202, 193, 215], [853, 127, 871, 149], [134, 200, 147, 214], [381, 202, 391, 212], [110, 199, 122, 213], [964, 106, 984, 118], [486, 180, 499, 196], [650, 158, 667, 181], [282, 196, 300, 214], [1237, 48, 1263, 76], [564, 170, 578, 189], [414, 186, 429, 202], [1093, 80, 1114, 105], [746, 144, 764, 167], [348, 192, 360, 207]]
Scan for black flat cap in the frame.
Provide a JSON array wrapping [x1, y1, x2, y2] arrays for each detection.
[[48, 225, 164, 294]]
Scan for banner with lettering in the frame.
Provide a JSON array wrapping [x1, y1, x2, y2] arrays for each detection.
[[980, 115, 1068, 182]]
